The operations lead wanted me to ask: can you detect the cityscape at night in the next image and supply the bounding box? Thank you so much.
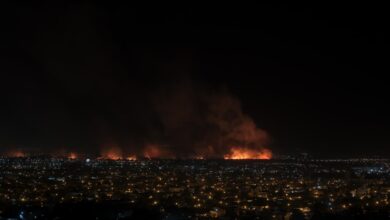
[1,156,390,219]
[2,2,390,219]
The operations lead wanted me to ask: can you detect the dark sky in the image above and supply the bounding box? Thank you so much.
[1,2,389,157]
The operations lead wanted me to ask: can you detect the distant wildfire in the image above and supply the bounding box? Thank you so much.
[143,144,161,159]
[2,146,272,160]
[98,144,173,160]
[224,147,272,160]
[99,146,137,160]
[99,146,123,160]
[68,152,78,160]
[149,82,271,159]
[143,144,173,159]
[67,84,273,160]
[96,145,272,160]
[4,150,25,158]
[2,82,272,160]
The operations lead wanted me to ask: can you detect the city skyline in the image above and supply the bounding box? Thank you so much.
[1,157,389,219]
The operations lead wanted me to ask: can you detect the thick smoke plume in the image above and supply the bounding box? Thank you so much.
[0,3,271,159]
[144,81,270,159]
[2,79,271,159]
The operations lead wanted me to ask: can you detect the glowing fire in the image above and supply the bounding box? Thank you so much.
[224,147,272,160]
[68,152,78,160]
[6,150,25,158]
[143,144,173,159]
[143,145,161,159]
[126,155,137,161]
[100,147,123,160]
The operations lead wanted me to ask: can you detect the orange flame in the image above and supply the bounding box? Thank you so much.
[100,147,123,160]
[224,147,272,160]
[126,155,137,161]
[68,152,78,160]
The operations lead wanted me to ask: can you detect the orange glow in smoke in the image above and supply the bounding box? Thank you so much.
[126,155,137,161]
[143,145,161,159]
[6,150,25,157]
[68,152,78,160]
[224,147,272,160]
[100,147,123,160]
[143,144,173,159]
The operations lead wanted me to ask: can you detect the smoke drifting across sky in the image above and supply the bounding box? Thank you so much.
[78,80,270,159]
[148,81,269,158]
[0,3,270,158]
[1,78,271,158]
[3,2,390,158]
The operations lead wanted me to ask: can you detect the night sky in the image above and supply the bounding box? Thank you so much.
[1,2,389,157]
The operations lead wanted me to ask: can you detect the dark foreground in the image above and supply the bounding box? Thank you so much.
[0,157,389,219]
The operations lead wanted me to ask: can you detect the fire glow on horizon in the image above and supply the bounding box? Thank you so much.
[224,147,272,160]
[5,150,25,158]
[126,155,137,161]
[99,146,137,160]
[99,147,123,160]
[68,152,78,160]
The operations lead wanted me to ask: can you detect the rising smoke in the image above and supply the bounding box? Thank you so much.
[137,80,270,159]
[2,79,271,159]
[0,3,271,159]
